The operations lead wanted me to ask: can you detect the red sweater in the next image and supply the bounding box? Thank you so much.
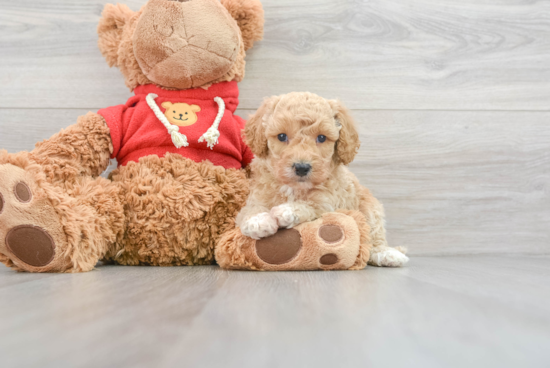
[98,81,254,170]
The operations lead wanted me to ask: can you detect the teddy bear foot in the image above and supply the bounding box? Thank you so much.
[216,212,367,271]
[0,164,71,273]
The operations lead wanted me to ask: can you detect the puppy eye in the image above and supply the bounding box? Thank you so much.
[278,134,288,142]
[317,135,327,143]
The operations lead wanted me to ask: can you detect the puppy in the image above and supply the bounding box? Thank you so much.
[236,92,409,267]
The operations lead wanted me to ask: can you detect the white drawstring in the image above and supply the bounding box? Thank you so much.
[146,93,189,148]
[198,97,225,150]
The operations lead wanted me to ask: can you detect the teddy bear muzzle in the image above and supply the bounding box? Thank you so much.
[132,0,241,89]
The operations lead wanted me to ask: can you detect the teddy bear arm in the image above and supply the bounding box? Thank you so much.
[31,112,113,184]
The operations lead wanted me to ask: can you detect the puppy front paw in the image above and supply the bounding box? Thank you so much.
[240,213,279,240]
[270,204,299,229]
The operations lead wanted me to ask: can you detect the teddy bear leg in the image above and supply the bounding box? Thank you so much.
[0,113,124,272]
[101,154,249,267]
[216,210,372,271]
[0,160,124,273]
[28,112,113,184]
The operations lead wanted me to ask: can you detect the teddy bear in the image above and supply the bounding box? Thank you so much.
[0,0,264,273]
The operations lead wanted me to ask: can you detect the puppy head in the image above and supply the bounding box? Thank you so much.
[245,92,360,187]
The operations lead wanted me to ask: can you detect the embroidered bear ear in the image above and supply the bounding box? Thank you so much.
[97,3,135,68]
[220,0,264,50]
[161,101,173,109]
[190,105,201,113]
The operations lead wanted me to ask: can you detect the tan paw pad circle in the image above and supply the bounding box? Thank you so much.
[256,229,302,265]
[14,182,32,203]
[6,225,55,267]
[319,225,344,244]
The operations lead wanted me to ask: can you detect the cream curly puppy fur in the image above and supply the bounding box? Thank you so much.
[236,92,409,267]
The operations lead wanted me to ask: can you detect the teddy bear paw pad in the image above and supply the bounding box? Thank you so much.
[5,225,55,267]
[0,164,66,272]
[319,225,344,244]
[320,253,339,265]
[255,229,302,265]
[14,182,32,203]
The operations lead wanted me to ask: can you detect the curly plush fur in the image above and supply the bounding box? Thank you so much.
[104,153,249,266]
[0,140,124,273]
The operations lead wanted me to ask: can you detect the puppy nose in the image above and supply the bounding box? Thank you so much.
[294,163,312,177]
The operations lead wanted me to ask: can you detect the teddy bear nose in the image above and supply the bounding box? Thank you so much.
[179,114,183,117]
[293,163,312,177]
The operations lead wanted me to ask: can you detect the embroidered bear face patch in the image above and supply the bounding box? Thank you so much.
[161,102,201,127]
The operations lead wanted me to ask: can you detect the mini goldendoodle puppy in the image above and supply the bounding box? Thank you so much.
[231,92,409,268]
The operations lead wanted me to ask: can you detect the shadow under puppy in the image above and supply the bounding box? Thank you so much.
[215,92,409,270]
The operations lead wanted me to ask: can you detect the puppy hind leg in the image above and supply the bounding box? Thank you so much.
[336,209,371,270]
[369,247,409,268]
[365,202,409,268]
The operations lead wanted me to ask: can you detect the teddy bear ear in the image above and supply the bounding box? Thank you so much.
[220,0,265,50]
[97,4,135,68]
[191,105,202,112]
[161,102,173,109]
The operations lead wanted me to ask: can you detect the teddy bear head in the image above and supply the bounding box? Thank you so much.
[97,0,264,91]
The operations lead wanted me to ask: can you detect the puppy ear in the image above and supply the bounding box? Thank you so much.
[244,96,280,158]
[220,0,265,50]
[97,4,135,67]
[329,100,360,165]
[161,102,173,109]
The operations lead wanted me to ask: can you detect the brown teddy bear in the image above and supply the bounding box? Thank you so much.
[0,0,264,273]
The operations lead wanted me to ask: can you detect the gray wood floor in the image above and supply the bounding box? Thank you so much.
[0,256,549,368]
[0,0,549,366]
